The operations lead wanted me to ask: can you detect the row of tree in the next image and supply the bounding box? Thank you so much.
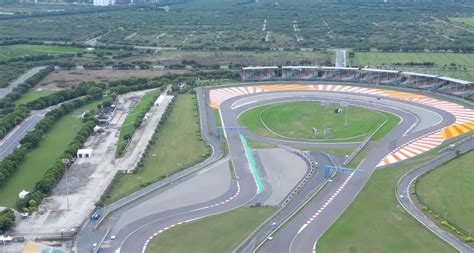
[115,89,161,157]
[25,81,103,110]
[16,96,103,211]
[0,66,54,109]
[0,94,101,209]
[0,66,55,140]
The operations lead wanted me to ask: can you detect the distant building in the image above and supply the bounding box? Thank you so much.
[96,105,116,125]
[178,82,187,93]
[93,0,115,6]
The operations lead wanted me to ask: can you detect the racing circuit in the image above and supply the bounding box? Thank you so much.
[77,67,474,253]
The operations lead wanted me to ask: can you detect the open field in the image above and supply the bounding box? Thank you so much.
[349,52,474,81]
[116,89,160,156]
[103,95,209,204]
[238,102,398,142]
[36,69,190,90]
[13,90,55,105]
[317,160,456,253]
[0,100,103,207]
[416,150,474,234]
[0,44,83,61]
[449,17,474,27]
[350,52,474,68]
[146,207,276,253]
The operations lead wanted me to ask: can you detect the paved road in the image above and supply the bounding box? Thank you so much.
[77,87,264,252]
[397,136,474,253]
[76,83,462,253]
[0,66,48,160]
[0,110,48,160]
[0,66,46,99]
[335,49,346,68]
[233,91,455,252]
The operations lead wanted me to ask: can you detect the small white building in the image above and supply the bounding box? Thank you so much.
[18,190,29,199]
[154,95,165,106]
[77,149,93,158]
[93,0,115,6]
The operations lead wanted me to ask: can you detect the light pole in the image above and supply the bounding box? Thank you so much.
[340,101,349,127]
[345,106,348,127]
[62,158,70,211]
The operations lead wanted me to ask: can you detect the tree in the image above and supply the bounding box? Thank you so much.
[0,209,15,233]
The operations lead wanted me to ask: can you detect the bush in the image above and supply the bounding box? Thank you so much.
[0,208,15,233]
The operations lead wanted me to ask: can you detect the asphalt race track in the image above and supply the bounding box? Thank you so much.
[76,82,473,253]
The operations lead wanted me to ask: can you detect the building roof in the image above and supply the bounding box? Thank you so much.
[438,76,472,85]
[77,149,93,154]
[22,241,67,253]
[96,106,116,120]
[362,68,401,74]
[401,72,439,78]
[242,66,279,70]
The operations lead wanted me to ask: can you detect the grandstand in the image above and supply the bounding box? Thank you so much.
[241,66,279,81]
[240,66,474,100]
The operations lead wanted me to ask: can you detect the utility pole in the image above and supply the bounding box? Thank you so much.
[62,158,70,211]
[345,106,348,127]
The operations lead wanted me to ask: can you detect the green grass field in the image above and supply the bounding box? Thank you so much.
[238,102,398,142]
[0,44,83,61]
[350,52,474,68]
[116,89,160,156]
[0,100,103,207]
[417,150,474,234]
[146,207,276,253]
[449,17,474,27]
[317,160,456,253]
[14,90,55,105]
[349,52,474,81]
[104,95,209,204]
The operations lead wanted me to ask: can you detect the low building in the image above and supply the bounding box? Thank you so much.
[77,149,93,158]
[93,0,115,6]
[154,95,165,106]
[96,106,116,125]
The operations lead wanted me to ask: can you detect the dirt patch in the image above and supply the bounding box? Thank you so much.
[35,69,190,91]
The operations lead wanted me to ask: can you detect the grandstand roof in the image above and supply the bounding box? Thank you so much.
[439,76,473,85]
[402,72,439,78]
[282,66,360,70]
[362,68,400,73]
[282,66,319,69]
[322,66,359,70]
[242,66,278,70]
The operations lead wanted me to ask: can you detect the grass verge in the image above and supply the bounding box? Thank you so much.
[116,89,161,157]
[102,95,209,204]
[317,160,456,253]
[0,100,103,207]
[246,138,277,149]
[416,150,474,241]
[146,207,276,253]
